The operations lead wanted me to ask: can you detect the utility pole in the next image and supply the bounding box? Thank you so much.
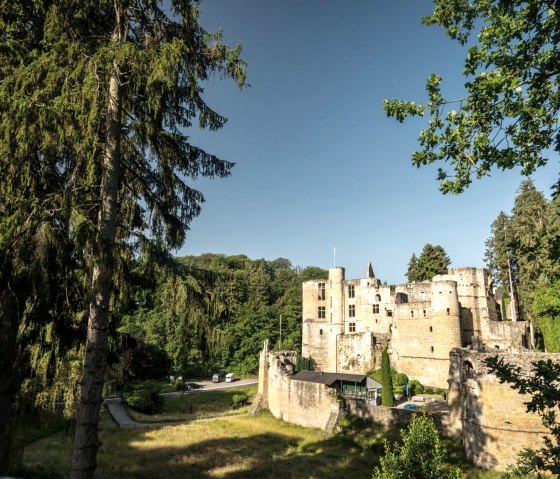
[279,314,282,351]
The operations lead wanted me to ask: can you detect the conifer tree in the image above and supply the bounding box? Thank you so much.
[407,244,450,282]
[0,1,246,477]
[381,348,394,407]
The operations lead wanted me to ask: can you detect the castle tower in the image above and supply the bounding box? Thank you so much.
[327,267,345,372]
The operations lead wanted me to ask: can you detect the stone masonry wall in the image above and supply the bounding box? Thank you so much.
[260,349,340,431]
[448,348,559,471]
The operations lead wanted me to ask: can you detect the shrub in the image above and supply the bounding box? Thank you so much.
[232,393,248,409]
[368,368,383,384]
[373,412,462,479]
[425,387,434,394]
[394,386,404,395]
[122,380,162,413]
[393,372,409,388]
[409,379,424,396]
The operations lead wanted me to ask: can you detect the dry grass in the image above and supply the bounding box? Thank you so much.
[19,410,505,479]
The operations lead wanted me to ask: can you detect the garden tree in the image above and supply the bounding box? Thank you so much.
[1,1,246,477]
[485,355,560,476]
[533,282,560,353]
[381,348,394,407]
[373,412,462,479]
[384,0,560,194]
[406,243,451,282]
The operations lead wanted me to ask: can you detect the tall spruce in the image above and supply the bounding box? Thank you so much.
[407,244,450,282]
[0,1,246,477]
[381,348,394,407]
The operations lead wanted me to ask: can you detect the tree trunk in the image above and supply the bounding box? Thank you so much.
[69,10,124,478]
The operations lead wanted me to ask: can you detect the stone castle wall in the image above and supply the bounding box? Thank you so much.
[257,347,341,431]
[302,264,528,389]
[448,348,558,471]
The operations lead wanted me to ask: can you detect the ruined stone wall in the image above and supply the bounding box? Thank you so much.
[261,350,340,430]
[336,332,375,373]
[448,348,559,471]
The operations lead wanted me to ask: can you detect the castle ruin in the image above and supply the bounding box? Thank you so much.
[302,264,528,387]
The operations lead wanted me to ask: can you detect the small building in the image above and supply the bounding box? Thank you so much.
[291,371,382,405]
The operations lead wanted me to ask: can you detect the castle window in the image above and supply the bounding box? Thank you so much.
[430,326,433,332]
[318,282,326,301]
[386,310,393,317]
[349,304,355,317]
[447,308,450,315]
[330,297,332,307]
[349,322,356,333]
[320,329,323,335]
[318,306,325,319]
[411,310,414,317]
[375,294,381,301]
[423,309,426,317]
[348,285,355,298]
[431,346,434,352]
[372,304,380,314]
[330,313,332,322]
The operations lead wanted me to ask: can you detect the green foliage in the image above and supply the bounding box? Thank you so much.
[485,181,560,324]
[381,349,394,407]
[373,412,462,479]
[232,394,248,409]
[409,380,424,396]
[485,355,560,476]
[120,254,327,376]
[384,1,560,194]
[533,281,560,352]
[407,244,451,282]
[296,356,314,372]
[393,373,409,388]
[121,381,162,414]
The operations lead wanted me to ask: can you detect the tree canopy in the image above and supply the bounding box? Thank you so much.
[485,180,560,328]
[384,0,560,194]
[406,244,451,282]
[373,412,462,479]
[1,0,246,476]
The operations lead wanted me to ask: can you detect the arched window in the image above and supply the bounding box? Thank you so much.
[375,294,381,301]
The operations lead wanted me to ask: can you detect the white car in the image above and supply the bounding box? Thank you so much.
[225,372,234,383]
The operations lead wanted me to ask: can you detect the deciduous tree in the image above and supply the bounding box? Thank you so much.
[384,1,560,193]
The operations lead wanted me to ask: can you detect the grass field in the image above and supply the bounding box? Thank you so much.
[16,388,504,479]
[127,386,258,423]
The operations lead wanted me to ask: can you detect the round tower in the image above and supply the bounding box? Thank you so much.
[430,280,462,355]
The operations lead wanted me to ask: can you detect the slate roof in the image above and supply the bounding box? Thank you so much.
[291,371,381,389]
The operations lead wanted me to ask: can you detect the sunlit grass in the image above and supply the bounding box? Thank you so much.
[18,399,507,479]
[126,385,257,423]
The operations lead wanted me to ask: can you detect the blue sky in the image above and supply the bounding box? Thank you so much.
[178,0,559,284]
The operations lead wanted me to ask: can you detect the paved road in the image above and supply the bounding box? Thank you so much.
[160,378,258,398]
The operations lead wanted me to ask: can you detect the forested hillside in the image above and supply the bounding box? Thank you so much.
[118,254,327,379]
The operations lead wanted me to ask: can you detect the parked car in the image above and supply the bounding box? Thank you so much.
[404,403,418,410]
[183,382,203,390]
[225,372,234,383]
[212,373,220,383]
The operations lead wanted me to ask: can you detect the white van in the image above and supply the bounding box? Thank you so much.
[212,374,220,383]
[225,372,234,383]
